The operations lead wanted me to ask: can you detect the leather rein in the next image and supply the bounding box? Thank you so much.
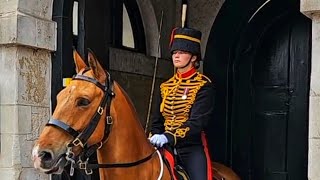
[45,69,156,176]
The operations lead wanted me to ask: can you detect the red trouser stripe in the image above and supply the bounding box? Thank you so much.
[163,149,178,180]
[201,132,213,180]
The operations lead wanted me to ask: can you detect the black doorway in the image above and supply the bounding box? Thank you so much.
[205,0,310,179]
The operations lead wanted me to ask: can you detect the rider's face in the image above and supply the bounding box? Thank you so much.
[172,50,196,71]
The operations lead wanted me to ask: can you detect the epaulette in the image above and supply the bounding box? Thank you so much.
[201,74,212,83]
[160,75,176,87]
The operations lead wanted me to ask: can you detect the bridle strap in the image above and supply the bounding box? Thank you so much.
[73,74,106,92]
[78,116,113,162]
[70,74,114,148]
[72,92,108,147]
[47,119,79,138]
[84,150,157,169]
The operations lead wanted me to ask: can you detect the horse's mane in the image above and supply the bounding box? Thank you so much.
[114,82,144,127]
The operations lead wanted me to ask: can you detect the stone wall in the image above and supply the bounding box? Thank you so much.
[0,0,55,179]
[301,1,320,179]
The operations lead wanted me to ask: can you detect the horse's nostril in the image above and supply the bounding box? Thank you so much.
[39,151,53,162]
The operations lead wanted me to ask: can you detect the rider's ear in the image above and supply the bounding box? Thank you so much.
[88,49,107,84]
[73,49,87,73]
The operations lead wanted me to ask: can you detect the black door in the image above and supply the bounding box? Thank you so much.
[231,3,310,180]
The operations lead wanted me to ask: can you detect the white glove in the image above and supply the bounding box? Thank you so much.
[149,134,168,148]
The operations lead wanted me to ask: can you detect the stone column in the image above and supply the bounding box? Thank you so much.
[0,0,56,179]
[301,1,320,180]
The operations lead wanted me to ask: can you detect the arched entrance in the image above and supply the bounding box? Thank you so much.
[205,0,310,179]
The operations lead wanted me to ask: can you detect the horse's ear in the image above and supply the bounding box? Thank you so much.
[88,49,107,84]
[73,49,87,73]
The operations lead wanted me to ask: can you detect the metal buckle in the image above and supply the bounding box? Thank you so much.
[72,138,85,148]
[79,162,86,170]
[85,168,93,175]
[106,116,113,124]
[97,106,104,115]
[78,158,93,175]
[78,158,89,170]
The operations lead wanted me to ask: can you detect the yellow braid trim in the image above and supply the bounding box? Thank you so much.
[165,131,177,145]
[174,35,201,43]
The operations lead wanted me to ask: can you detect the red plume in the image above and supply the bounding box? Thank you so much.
[169,27,178,48]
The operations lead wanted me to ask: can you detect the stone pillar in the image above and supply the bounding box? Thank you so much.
[0,0,56,179]
[301,1,320,180]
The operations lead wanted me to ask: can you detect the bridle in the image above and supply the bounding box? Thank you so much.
[45,69,156,176]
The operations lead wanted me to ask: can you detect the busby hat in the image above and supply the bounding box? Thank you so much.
[170,27,202,57]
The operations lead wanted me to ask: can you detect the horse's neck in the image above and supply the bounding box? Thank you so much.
[97,84,154,164]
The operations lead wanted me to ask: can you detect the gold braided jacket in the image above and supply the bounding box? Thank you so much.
[159,71,212,142]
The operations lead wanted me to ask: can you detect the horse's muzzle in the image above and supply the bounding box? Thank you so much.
[32,145,67,174]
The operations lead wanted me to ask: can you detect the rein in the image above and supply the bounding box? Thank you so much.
[78,150,157,169]
[45,71,157,176]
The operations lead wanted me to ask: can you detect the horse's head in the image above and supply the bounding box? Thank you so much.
[32,50,113,174]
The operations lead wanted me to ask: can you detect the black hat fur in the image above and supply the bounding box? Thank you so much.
[170,27,202,57]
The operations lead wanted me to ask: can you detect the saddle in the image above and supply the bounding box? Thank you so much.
[161,147,190,180]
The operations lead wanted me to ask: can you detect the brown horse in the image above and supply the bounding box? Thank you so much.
[32,50,240,180]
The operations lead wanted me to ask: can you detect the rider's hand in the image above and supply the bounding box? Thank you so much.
[149,134,168,148]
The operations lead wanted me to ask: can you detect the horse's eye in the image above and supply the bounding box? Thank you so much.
[77,98,91,107]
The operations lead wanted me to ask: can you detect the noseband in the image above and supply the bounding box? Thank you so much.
[45,70,156,176]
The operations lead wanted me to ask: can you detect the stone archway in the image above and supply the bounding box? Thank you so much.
[136,0,159,57]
